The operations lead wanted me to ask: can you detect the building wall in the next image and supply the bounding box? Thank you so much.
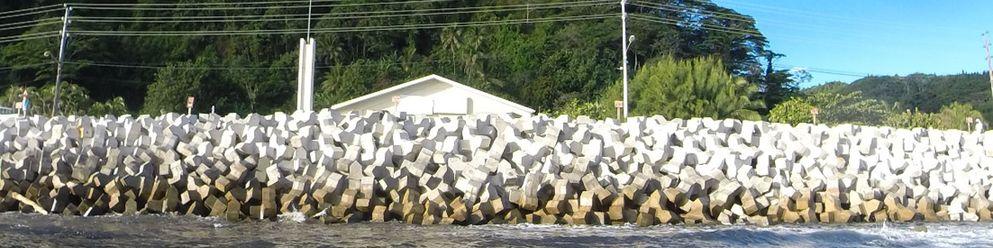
[333,79,530,116]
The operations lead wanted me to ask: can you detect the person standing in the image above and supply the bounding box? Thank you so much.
[20,87,29,116]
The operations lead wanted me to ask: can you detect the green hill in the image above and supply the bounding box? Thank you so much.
[807,72,993,121]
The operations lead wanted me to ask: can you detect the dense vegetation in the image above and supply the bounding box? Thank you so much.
[2,1,988,132]
[811,73,993,121]
[0,0,793,116]
[769,79,988,131]
[599,56,763,120]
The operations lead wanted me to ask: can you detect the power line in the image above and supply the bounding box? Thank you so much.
[799,69,866,78]
[71,0,454,11]
[0,4,62,16]
[628,14,762,36]
[0,31,61,44]
[72,14,615,37]
[630,1,754,23]
[631,0,971,48]
[65,60,437,71]
[0,20,61,32]
[690,2,964,47]
[0,17,61,29]
[714,0,969,35]
[72,0,608,21]
[72,1,610,24]
[773,64,868,78]
[0,62,55,72]
[635,1,965,48]
[70,0,346,7]
[0,6,64,20]
[65,61,298,70]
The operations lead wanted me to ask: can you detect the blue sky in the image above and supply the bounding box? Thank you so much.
[713,0,993,87]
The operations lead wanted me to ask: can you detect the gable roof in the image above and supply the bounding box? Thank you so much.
[330,74,535,114]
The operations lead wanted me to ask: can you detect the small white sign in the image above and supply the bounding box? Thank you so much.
[186,96,195,109]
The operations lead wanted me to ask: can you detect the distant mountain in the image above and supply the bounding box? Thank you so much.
[806,72,993,121]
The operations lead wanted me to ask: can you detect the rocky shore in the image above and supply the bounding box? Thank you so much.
[0,110,991,226]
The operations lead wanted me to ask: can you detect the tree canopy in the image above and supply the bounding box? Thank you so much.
[810,73,993,121]
[0,0,774,117]
[599,56,763,120]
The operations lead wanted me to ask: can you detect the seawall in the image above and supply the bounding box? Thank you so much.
[0,110,991,226]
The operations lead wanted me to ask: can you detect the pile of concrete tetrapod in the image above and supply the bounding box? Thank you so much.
[0,110,991,226]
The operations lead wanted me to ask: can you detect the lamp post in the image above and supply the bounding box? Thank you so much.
[620,0,631,119]
[51,5,71,116]
[43,51,58,115]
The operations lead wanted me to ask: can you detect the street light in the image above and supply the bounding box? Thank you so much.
[628,35,637,70]
[620,33,635,119]
[618,35,637,69]
[620,0,633,119]
[43,51,61,116]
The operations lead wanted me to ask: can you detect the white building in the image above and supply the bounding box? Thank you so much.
[330,74,534,116]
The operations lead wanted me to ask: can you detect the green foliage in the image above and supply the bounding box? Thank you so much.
[884,108,938,129]
[315,55,431,108]
[768,97,814,125]
[46,83,94,116]
[90,97,129,116]
[1,86,43,114]
[756,51,805,115]
[316,61,371,108]
[3,83,93,116]
[546,99,609,120]
[808,73,993,122]
[802,89,896,126]
[933,102,984,131]
[2,82,128,116]
[141,60,208,115]
[2,0,771,116]
[879,103,982,131]
[602,56,762,120]
[223,51,296,114]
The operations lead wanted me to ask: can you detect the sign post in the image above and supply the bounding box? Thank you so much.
[392,95,401,113]
[186,96,195,116]
[614,100,623,120]
[810,107,819,125]
[967,117,975,132]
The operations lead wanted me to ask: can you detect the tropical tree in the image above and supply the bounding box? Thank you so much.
[768,97,814,125]
[1,0,771,116]
[757,51,808,114]
[884,108,938,129]
[803,90,896,126]
[316,61,370,108]
[933,102,983,131]
[546,99,609,120]
[90,97,129,116]
[601,56,763,120]
[2,82,127,116]
[141,60,209,115]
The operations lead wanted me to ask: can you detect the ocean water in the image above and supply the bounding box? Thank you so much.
[0,213,990,247]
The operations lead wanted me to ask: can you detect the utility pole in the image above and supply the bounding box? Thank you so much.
[296,0,316,112]
[51,5,71,116]
[984,32,993,99]
[620,0,630,119]
[306,0,313,40]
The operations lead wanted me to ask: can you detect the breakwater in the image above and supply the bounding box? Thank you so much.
[0,110,991,226]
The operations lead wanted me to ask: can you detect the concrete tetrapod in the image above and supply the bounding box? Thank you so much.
[0,112,992,226]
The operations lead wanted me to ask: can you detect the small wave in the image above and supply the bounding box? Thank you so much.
[277,212,307,223]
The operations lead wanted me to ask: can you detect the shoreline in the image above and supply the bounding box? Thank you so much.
[0,110,991,226]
